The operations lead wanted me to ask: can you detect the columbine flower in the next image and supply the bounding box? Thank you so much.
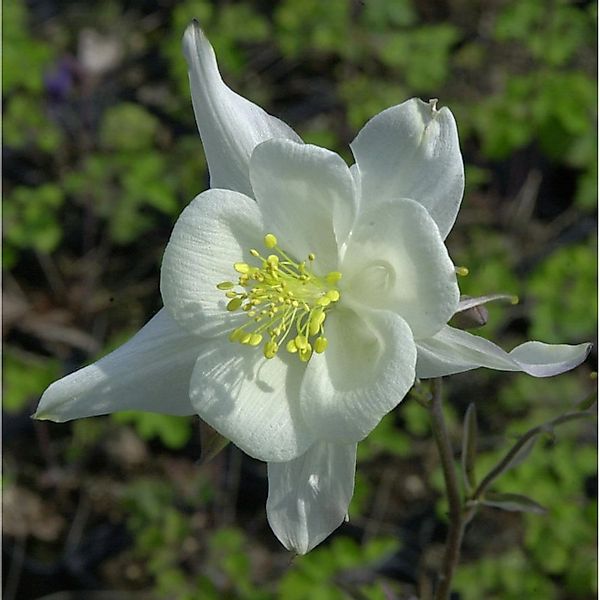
[36,21,591,554]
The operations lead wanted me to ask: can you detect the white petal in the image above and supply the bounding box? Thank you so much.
[35,309,199,422]
[189,336,314,462]
[350,98,464,239]
[341,198,459,339]
[160,188,263,337]
[301,309,416,443]
[183,21,302,196]
[416,325,592,378]
[267,441,357,554]
[455,294,517,313]
[249,139,357,274]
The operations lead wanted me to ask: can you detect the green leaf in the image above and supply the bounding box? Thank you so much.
[2,1,55,94]
[100,103,160,151]
[4,94,63,152]
[529,241,597,343]
[3,352,60,413]
[481,492,547,515]
[4,184,64,255]
[275,0,353,59]
[112,412,194,449]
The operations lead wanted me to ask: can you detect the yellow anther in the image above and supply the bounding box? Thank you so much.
[249,333,263,346]
[326,271,342,284]
[221,234,341,364]
[229,328,243,342]
[455,266,469,277]
[314,337,328,353]
[227,298,243,311]
[299,345,313,362]
[234,262,250,274]
[264,340,279,359]
[264,233,278,249]
[309,308,325,336]
[510,295,519,305]
[295,334,308,350]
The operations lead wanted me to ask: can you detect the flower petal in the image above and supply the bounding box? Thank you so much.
[161,188,263,337]
[350,98,464,239]
[301,309,416,443]
[189,336,314,462]
[341,198,459,339]
[35,309,199,422]
[249,139,357,274]
[416,325,592,378]
[183,21,302,196]
[267,441,357,554]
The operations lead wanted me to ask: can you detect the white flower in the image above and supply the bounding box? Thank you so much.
[36,21,591,554]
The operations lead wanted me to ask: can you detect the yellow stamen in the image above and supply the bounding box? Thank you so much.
[234,262,250,274]
[264,340,279,359]
[264,233,278,249]
[295,334,308,350]
[326,272,342,284]
[227,298,243,311]
[314,337,328,353]
[220,233,341,363]
[249,333,263,346]
[299,344,313,362]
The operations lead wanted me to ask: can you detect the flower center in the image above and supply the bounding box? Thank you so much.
[217,233,341,363]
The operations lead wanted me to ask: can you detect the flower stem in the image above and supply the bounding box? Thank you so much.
[428,378,465,600]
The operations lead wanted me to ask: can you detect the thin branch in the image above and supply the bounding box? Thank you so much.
[471,410,594,502]
[428,378,465,600]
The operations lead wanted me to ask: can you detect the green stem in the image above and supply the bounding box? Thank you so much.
[428,378,465,600]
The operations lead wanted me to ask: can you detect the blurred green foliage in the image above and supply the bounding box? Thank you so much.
[3,351,60,413]
[112,411,193,449]
[460,435,597,599]
[3,1,55,93]
[3,0,596,598]
[277,536,399,600]
[4,184,65,266]
[4,93,64,153]
[529,239,597,343]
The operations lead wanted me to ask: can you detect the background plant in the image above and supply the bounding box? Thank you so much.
[3,1,596,599]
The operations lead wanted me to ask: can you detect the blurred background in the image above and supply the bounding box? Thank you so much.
[2,0,597,598]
